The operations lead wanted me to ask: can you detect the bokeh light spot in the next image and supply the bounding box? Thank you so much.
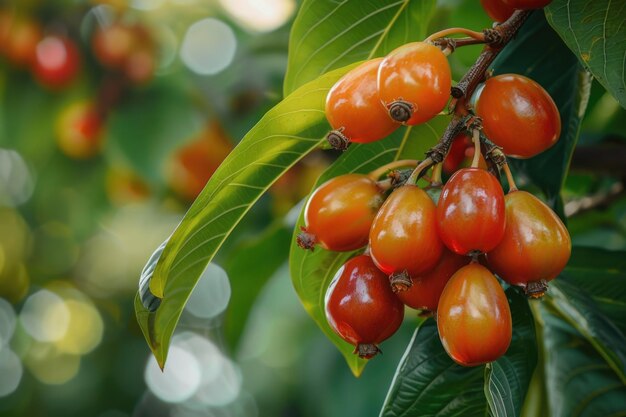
[55,299,104,355]
[145,344,201,403]
[219,0,296,32]
[0,348,22,397]
[185,263,231,319]
[24,342,80,385]
[0,298,16,346]
[20,290,70,342]
[180,18,236,75]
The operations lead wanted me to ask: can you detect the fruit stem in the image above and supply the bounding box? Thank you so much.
[502,162,518,192]
[425,27,486,43]
[406,157,434,185]
[431,163,443,186]
[368,159,419,180]
[471,129,481,168]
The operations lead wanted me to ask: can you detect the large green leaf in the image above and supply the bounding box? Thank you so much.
[380,289,537,417]
[561,246,626,302]
[485,288,537,417]
[134,65,355,368]
[289,118,449,376]
[545,0,626,108]
[491,12,591,215]
[283,0,437,95]
[539,303,626,417]
[380,319,486,417]
[547,280,626,384]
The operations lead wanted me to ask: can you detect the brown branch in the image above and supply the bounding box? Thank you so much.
[570,144,626,175]
[420,10,532,170]
[451,10,532,100]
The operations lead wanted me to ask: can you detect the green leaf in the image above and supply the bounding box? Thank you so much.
[379,288,537,417]
[561,246,626,302]
[545,0,626,108]
[284,0,437,95]
[379,319,486,417]
[223,221,292,350]
[289,118,449,376]
[547,280,626,384]
[539,303,626,417]
[491,12,591,215]
[134,65,355,369]
[485,288,537,417]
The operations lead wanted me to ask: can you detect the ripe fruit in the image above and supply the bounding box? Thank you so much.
[487,190,571,295]
[502,0,553,9]
[369,184,443,289]
[437,168,506,255]
[56,101,105,159]
[92,22,155,84]
[378,42,451,125]
[480,0,516,22]
[325,58,398,149]
[325,255,404,358]
[32,35,80,89]
[167,122,233,201]
[475,74,561,158]
[298,174,383,251]
[396,249,469,313]
[437,262,512,366]
[443,134,470,174]
[4,16,41,67]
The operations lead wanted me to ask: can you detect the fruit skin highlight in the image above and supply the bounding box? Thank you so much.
[325,255,404,359]
[487,190,571,287]
[437,262,512,366]
[377,42,452,125]
[299,174,383,252]
[437,168,506,255]
[369,184,443,281]
[475,74,561,158]
[325,58,398,146]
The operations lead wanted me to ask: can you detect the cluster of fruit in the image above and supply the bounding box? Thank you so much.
[298,1,568,366]
[0,9,157,160]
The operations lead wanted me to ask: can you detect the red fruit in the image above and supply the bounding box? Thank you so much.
[396,249,469,313]
[325,58,398,148]
[369,184,443,289]
[443,134,470,175]
[487,190,571,295]
[437,262,512,366]
[475,74,561,158]
[503,0,552,9]
[325,255,404,358]
[56,101,105,160]
[480,0,516,22]
[299,174,383,251]
[437,168,506,255]
[378,42,451,125]
[33,35,81,89]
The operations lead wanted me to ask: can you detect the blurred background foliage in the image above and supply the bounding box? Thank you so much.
[0,0,624,416]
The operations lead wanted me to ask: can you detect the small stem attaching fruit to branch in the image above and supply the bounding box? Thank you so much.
[471,129,481,168]
[406,157,435,185]
[431,163,443,186]
[368,159,419,180]
[502,162,518,192]
[425,27,486,43]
